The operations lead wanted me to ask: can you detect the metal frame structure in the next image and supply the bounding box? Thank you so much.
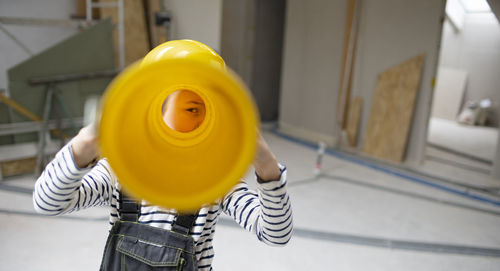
[28,70,118,175]
[0,6,121,179]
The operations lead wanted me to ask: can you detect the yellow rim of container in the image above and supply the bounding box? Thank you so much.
[98,58,258,212]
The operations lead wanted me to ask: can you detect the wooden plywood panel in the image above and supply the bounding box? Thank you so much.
[362,55,425,162]
[1,157,36,177]
[124,0,149,63]
[75,0,86,18]
[74,0,100,19]
[99,0,149,67]
[346,96,362,147]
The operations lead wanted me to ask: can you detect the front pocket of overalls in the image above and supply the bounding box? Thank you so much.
[116,235,183,269]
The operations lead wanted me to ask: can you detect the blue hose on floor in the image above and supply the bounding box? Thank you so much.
[270,128,500,208]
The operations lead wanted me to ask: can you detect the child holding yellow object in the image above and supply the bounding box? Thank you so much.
[33,40,292,271]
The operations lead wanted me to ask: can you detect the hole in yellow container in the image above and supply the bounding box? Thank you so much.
[161,90,207,133]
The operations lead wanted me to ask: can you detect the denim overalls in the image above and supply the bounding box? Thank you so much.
[99,192,199,271]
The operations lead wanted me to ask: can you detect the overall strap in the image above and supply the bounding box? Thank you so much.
[172,213,198,235]
[119,190,198,234]
[118,190,140,222]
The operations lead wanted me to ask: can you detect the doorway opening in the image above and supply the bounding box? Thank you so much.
[425,0,500,177]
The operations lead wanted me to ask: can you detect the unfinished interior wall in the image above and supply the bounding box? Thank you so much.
[250,0,286,122]
[220,0,254,85]
[220,0,286,122]
[0,0,78,91]
[278,0,346,145]
[279,0,444,165]
[350,0,445,165]
[438,12,500,126]
[164,0,222,52]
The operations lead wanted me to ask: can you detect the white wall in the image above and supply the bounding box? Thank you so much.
[279,0,347,145]
[350,0,445,165]
[0,0,78,92]
[279,0,445,164]
[164,0,222,53]
[438,12,500,126]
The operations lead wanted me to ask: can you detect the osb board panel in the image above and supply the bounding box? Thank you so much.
[362,54,425,162]
[1,157,36,177]
[75,0,86,17]
[124,0,150,63]
[74,0,100,19]
[346,96,362,147]
[99,0,150,67]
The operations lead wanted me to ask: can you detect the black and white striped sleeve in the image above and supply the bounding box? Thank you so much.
[221,164,292,246]
[33,142,115,216]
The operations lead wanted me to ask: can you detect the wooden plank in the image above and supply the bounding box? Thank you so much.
[75,0,86,18]
[73,0,100,19]
[346,96,362,147]
[99,0,150,67]
[0,93,41,121]
[97,0,119,67]
[336,0,360,130]
[124,0,150,64]
[362,55,425,162]
[1,157,37,177]
[342,63,356,129]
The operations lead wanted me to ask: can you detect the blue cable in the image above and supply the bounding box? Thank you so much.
[271,128,500,208]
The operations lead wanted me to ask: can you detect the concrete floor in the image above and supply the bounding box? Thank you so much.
[427,117,498,163]
[1,130,500,270]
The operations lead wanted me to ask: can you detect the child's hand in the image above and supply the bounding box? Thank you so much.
[253,132,281,182]
[71,124,99,168]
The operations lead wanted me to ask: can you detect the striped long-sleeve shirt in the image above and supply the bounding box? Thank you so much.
[33,142,293,270]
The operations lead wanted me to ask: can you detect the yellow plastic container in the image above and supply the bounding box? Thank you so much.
[141,39,226,69]
[98,41,258,212]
